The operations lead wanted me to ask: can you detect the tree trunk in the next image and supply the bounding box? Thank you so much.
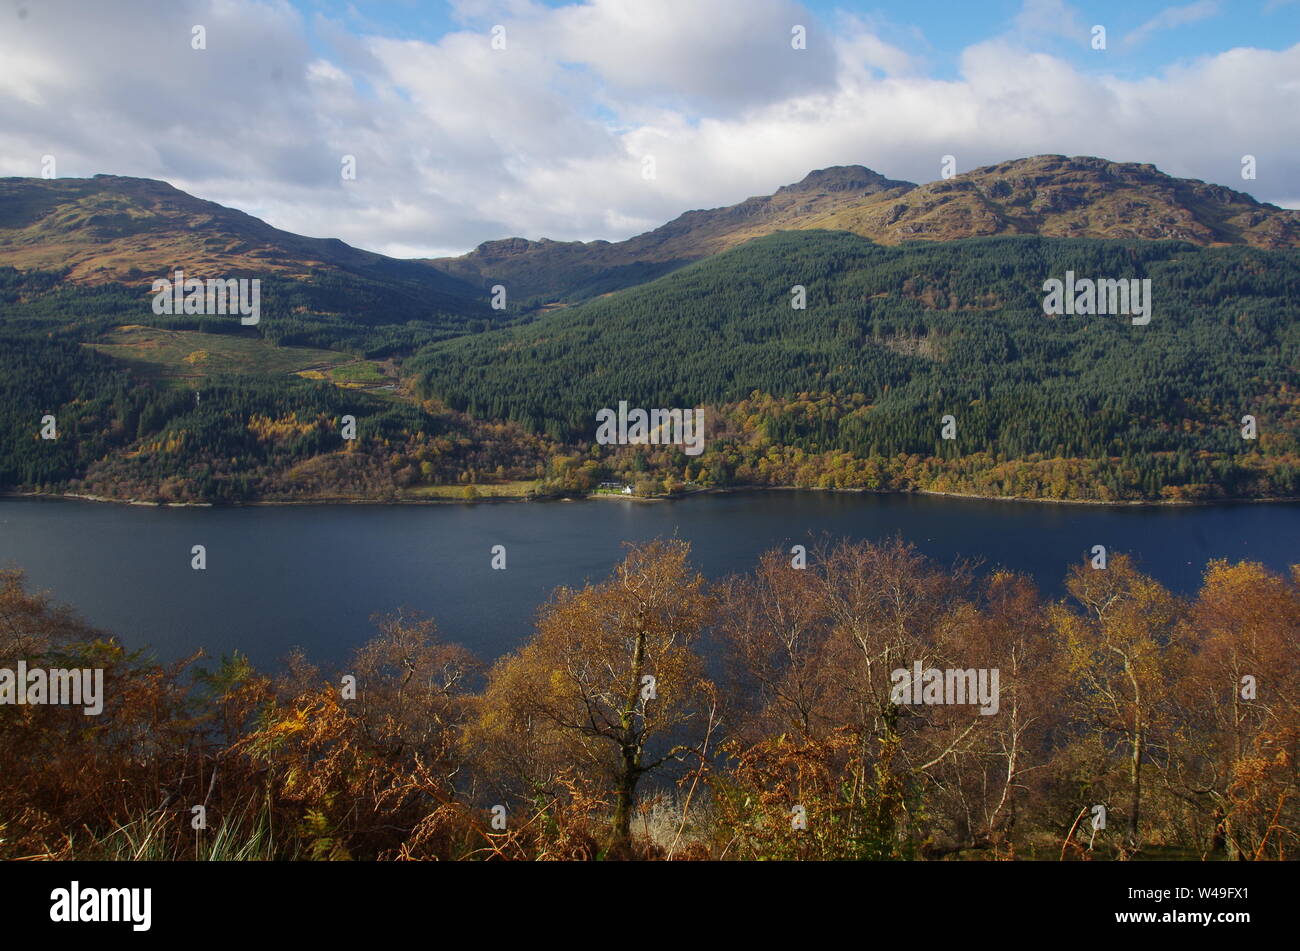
[610,750,638,849]
[1128,721,1143,848]
[610,625,648,851]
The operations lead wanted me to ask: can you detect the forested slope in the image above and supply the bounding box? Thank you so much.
[0,266,549,501]
[3,166,1299,503]
[412,232,1300,500]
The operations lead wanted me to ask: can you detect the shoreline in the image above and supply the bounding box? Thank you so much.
[4,485,1299,510]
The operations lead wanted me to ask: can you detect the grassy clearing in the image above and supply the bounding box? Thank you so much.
[86,325,391,390]
[406,481,539,499]
[326,361,388,385]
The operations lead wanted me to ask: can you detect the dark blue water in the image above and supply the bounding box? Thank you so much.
[1,492,1295,669]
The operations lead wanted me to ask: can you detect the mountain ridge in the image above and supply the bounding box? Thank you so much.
[425,154,1300,300]
[1,155,1298,307]
[0,173,481,307]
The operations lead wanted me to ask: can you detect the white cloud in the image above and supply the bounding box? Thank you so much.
[0,0,1295,259]
[540,0,838,113]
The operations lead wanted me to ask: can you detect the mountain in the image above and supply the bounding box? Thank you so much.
[0,174,501,354]
[1,158,1298,504]
[0,174,480,306]
[424,165,916,301]
[802,155,1300,248]
[426,155,1300,301]
[5,156,1295,311]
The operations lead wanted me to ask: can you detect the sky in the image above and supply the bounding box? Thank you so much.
[1,0,1298,257]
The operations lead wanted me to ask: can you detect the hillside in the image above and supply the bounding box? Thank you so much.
[1,157,1298,503]
[0,175,512,358]
[425,155,1300,302]
[0,174,483,310]
[6,156,1295,311]
[804,155,1300,248]
[425,165,914,301]
[411,231,1300,501]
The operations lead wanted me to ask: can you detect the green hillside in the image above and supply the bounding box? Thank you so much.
[411,232,1300,499]
[0,266,551,500]
[3,167,1299,504]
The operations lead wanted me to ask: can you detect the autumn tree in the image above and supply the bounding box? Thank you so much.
[1173,560,1300,858]
[0,569,202,859]
[246,611,479,859]
[714,538,983,857]
[919,570,1064,855]
[471,539,714,853]
[713,547,837,741]
[1054,555,1186,850]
